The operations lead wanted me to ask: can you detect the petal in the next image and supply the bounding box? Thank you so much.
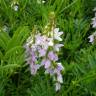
[57,63,64,71]
[88,35,94,43]
[55,82,61,91]
[54,35,62,41]
[58,31,63,36]
[45,59,51,69]
[48,51,58,61]
[30,64,40,75]
[57,74,63,83]
[54,28,59,33]
[54,44,64,51]
[41,59,46,65]
[38,48,46,57]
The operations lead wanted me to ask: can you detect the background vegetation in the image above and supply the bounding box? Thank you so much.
[0,0,96,96]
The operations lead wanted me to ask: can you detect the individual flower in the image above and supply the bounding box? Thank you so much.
[53,28,63,41]
[37,0,46,4]
[38,48,46,57]
[11,1,19,11]
[35,34,53,49]
[47,38,54,46]
[48,51,58,61]
[57,74,63,83]
[88,32,96,44]
[2,25,9,32]
[35,33,43,45]
[41,35,53,49]
[88,34,94,43]
[44,59,51,69]
[31,51,37,62]
[41,59,51,69]
[45,68,54,75]
[30,64,41,75]
[13,4,19,11]
[54,44,64,52]
[54,63,64,82]
[55,82,61,91]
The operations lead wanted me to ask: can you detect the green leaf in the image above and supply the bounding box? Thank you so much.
[6,26,30,51]
[0,31,10,50]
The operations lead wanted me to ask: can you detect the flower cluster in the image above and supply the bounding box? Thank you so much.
[24,28,64,91]
[88,7,96,44]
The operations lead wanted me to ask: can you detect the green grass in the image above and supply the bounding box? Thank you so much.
[0,0,96,96]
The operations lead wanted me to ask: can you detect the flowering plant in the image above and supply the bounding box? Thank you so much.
[24,12,64,91]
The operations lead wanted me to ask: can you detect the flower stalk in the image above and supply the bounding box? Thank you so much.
[24,12,64,91]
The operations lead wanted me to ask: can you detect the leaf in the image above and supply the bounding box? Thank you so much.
[0,51,3,60]
[0,31,10,50]
[6,26,30,51]
[0,64,20,70]
[4,46,23,60]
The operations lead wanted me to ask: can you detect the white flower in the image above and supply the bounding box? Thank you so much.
[54,44,64,51]
[37,0,45,4]
[88,32,96,44]
[3,25,9,32]
[11,1,19,11]
[88,35,94,43]
[57,74,63,83]
[47,38,54,46]
[55,82,61,91]
[53,28,63,41]
[13,5,19,11]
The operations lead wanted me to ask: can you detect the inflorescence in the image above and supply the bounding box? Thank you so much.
[24,27,64,91]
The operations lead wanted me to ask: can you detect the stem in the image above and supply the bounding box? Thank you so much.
[59,0,78,14]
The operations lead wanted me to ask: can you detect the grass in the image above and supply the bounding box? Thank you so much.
[0,0,96,96]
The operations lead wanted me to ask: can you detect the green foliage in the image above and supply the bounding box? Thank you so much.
[0,0,96,96]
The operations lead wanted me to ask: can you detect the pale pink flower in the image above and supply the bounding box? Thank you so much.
[48,51,58,61]
[41,59,51,69]
[38,48,46,57]
[30,64,40,75]
[57,63,64,71]
[57,74,63,83]
[35,34,43,45]
[45,68,54,75]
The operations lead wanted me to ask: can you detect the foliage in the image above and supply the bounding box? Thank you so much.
[0,0,96,96]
